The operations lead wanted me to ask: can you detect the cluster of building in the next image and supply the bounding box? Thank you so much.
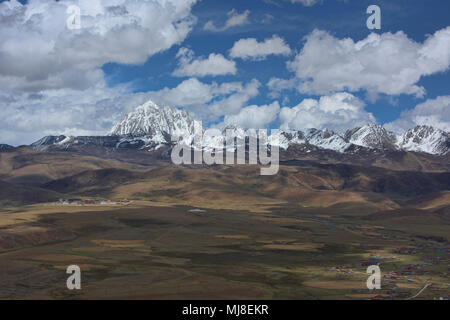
[58,198,83,205]
[329,243,449,300]
[331,265,353,275]
[356,255,397,267]
[393,247,417,255]
[383,272,402,281]
[421,253,445,265]
[58,198,132,206]
[400,264,433,276]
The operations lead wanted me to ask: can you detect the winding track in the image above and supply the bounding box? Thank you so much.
[406,283,431,300]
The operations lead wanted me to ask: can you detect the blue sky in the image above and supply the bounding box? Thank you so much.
[0,0,449,145]
[104,0,450,125]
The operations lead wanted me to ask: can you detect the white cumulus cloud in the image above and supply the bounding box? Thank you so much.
[267,77,297,98]
[0,0,198,92]
[173,48,237,77]
[279,92,375,132]
[203,9,250,32]
[146,78,261,122]
[223,101,280,129]
[287,27,450,97]
[230,35,292,60]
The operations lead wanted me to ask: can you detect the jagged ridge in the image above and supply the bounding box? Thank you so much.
[30,100,450,156]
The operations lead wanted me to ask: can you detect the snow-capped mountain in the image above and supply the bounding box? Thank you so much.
[397,125,450,155]
[345,123,397,151]
[267,123,448,155]
[305,129,351,153]
[31,101,204,151]
[31,135,67,147]
[269,130,305,150]
[268,129,350,153]
[29,100,449,156]
[108,100,202,146]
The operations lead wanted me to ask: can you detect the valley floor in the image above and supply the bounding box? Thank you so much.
[0,201,448,300]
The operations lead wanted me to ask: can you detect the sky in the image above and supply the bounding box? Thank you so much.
[0,0,449,146]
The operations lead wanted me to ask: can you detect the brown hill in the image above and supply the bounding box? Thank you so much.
[32,161,450,213]
[0,147,153,187]
[1,147,448,211]
[0,180,61,207]
[42,168,152,195]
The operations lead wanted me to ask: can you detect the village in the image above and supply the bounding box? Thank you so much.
[330,245,450,300]
[58,198,132,206]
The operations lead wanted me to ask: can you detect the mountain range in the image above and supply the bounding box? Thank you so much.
[24,100,449,156]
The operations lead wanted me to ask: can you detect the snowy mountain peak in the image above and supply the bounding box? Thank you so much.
[305,129,351,152]
[346,123,397,150]
[398,125,449,155]
[268,130,305,150]
[272,129,349,152]
[108,100,202,145]
[31,135,67,147]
